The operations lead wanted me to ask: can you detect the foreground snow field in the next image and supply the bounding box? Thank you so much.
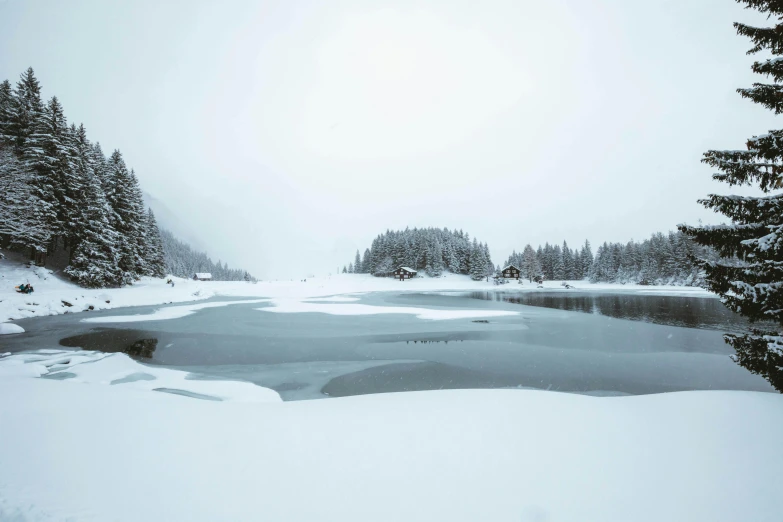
[0,257,714,327]
[0,350,781,522]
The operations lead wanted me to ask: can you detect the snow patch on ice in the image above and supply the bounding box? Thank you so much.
[304,296,362,302]
[258,298,519,320]
[80,298,269,323]
[0,322,24,334]
[0,350,281,403]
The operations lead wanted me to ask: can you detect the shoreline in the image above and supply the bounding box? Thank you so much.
[1,258,715,328]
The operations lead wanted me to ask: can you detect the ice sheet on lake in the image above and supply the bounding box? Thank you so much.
[258,298,519,320]
[182,360,425,400]
[80,299,270,323]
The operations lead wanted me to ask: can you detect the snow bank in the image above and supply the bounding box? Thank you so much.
[0,350,281,403]
[81,298,269,323]
[259,298,519,320]
[0,322,24,334]
[0,353,780,522]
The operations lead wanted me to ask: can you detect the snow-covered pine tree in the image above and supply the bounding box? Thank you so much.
[90,142,110,194]
[521,244,541,282]
[145,208,166,278]
[104,150,145,284]
[17,88,61,257]
[362,248,371,274]
[482,242,494,281]
[552,245,565,280]
[562,241,573,280]
[581,240,593,277]
[8,68,43,154]
[0,80,14,146]
[354,250,362,274]
[0,146,49,253]
[680,0,783,391]
[64,124,121,287]
[468,239,485,280]
[127,169,150,276]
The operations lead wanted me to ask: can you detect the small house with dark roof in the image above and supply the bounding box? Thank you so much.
[502,265,520,280]
[193,273,213,281]
[393,266,417,281]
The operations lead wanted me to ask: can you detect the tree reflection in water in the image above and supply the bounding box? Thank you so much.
[468,292,757,333]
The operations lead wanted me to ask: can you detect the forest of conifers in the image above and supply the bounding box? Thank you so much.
[347,228,715,286]
[0,68,253,287]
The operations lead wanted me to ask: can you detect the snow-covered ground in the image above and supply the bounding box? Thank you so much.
[0,350,780,522]
[0,256,715,328]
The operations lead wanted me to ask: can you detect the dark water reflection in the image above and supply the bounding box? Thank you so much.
[466,291,754,333]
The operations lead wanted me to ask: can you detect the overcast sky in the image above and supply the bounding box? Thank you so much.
[0,0,776,278]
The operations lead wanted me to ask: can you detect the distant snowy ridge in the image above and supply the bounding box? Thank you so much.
[161,228,256,281]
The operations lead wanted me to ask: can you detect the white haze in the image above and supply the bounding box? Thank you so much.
[0,0,776,278]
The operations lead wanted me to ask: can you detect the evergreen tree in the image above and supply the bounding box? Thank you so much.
[562,241,574,280]
[483,242,494,281]
[20,95,62,254]
[105,150,145,283]
[680,0,783,391]
[63,124,121,287]
[362,248,371,274]
[9,67,43,153]
[0,146,49,253]
[468,239,485,280]
[0,79,13,145]
[145,208,166,278]
[581,240,593,279]
[521,244,541,282]
[552,245,565,280]
[354,250,362,274]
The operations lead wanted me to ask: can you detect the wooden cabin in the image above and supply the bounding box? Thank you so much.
[502,264,521,280]
[393,266,417,281]
[193,272,213,281]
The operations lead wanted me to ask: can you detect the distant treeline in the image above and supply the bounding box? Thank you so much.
[161,229,255,281]
[506,231,716,286]
[0,67,165,288]
[505,241,594,282]
[345,228,495,280]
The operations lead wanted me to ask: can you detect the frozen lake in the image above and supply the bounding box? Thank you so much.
[3,290,774,399]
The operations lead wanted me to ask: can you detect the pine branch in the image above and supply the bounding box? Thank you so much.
[703,149,783,191]
[698,193,783,223]
[738,83,783,113]
[736,0,783,18]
